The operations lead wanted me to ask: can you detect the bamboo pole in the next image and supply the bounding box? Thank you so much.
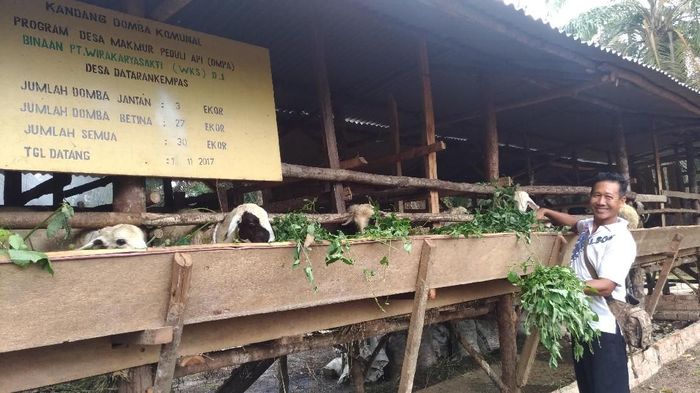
[398,239,436,392]
[417,39,440,214]
[312,21,346,214]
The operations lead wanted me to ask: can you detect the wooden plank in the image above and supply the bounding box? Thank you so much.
[0,234,557,354]
[389,95,405,212]
[417,38,440,214]
[177,302,492,377]
[664,190,700,201]
[641,208,700,214]
[153,253,194,393]
[0,281,514,392]
[369,141,446,167]
[634,193,668,203]
[112,327,174,346]
[339,156,368,170]
[517,235,567,387]
[398,239,436,392]
[646,234,684,315]
[313,22,346,214]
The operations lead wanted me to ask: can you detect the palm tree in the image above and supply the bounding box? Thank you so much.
[564,0,700,87]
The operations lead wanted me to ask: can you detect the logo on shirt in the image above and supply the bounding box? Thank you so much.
[571,232,589,263]
[588,235,615,245]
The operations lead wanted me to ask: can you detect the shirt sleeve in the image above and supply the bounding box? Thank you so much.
[575,219,587,234]
[597,233,637,286]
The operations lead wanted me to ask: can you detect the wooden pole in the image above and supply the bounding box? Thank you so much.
[313,21,346,214]
[389,95,405,213]
[497,293,519,393]
[614,115,631,191]
[117,2,152,391]
[397,239,436,393]
[652,130,666,226]
[686,135,700,224]
[215,359,276,393]
[480,73,499,182]
[276,356,290,393]
[646,234,683,316]
[153,253,193,393]
[450,321,507,392]
[417,39,440,214]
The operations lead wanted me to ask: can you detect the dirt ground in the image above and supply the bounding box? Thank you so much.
[631,343,700,393]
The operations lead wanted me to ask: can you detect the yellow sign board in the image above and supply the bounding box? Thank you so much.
[0,0,282,181]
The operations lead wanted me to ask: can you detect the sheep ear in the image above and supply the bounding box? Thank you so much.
[225,214,243,242]
[78,238,101,250]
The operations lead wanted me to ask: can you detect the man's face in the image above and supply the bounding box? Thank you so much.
[590,180,626,224]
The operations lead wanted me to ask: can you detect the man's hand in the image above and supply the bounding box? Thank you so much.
[536,208,580,228]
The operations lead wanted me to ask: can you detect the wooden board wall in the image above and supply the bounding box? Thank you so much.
[0,233,559,354]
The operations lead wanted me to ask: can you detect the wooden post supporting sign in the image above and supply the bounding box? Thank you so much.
[417,39,440,215]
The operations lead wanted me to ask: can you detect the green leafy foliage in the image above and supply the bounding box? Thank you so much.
[431,187,552,241]
[508,259,600,368]
[0,231,53,274]
[272,201,413,291]
[0,201,74,275]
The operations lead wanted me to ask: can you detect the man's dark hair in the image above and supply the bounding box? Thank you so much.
[591,172,628,196]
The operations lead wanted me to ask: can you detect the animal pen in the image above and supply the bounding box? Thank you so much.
[1,1,700,393]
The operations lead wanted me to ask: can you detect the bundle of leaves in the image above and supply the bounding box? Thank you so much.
[508,260,600,368]
[431,187,551,241]
[272,202,414,290]
[271,210,334,290]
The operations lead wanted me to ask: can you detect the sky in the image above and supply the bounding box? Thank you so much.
[503,0,612,27]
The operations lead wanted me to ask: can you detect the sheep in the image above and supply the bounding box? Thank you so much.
[619,203,641,229]
[78,224,147,250]
[341,203,375,234]
[214,203,275,243]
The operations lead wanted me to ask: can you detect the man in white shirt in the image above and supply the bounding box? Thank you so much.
[537,172,637,393]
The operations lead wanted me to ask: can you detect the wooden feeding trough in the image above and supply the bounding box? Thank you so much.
[0,232,560,391]
[1,225,699,392]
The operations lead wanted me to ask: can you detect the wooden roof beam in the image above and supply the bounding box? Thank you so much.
[150,0,192,21]
[436,78,609,128]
